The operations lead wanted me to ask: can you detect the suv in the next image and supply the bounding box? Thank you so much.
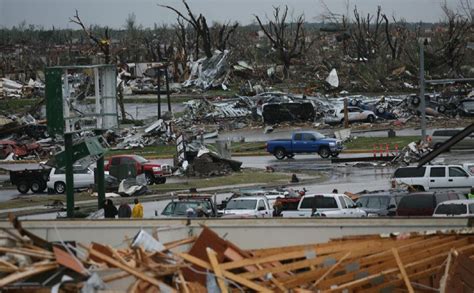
[105,155,167,185]
[47,166,95,194]
[433,200,474,217]
[356,191,409,216]
[396,191,466,216]
[430,128,474,149]
[392,165,474,192]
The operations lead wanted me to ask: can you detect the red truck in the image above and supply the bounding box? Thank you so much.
[105,155,169,185]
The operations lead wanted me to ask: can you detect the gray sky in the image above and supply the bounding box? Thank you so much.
[0,0,460,29]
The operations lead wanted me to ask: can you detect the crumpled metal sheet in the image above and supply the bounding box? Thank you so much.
[183,50,230,90]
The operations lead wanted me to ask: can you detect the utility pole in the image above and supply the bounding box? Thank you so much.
[165,66,172,113]
[419,41,427,140]
[157,70,161,120]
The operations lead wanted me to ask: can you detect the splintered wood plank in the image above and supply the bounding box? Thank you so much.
[239,251,348,280]
[207,248,228,293]
[0,263,58,287]
[179,253,272,293]
[0,247,54,259]
[391,248,414,293]
[178,271,190,293]
[365,265,444,293]
[317,237,469,290]
[164,236,197,251]
[53,246,87,275]
[323,244,474,293]
[89,248,176,292]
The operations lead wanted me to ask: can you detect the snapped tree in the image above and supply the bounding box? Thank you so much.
[255,6,308,79]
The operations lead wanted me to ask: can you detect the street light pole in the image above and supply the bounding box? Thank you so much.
[419,42,427,140]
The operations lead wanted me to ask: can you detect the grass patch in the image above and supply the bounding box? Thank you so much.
[0,192,93,210]
[150,169,289,192]
[345,136,420,150]
[0,98,38,113]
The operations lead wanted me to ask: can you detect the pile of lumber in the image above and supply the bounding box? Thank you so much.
[0,216,473,292]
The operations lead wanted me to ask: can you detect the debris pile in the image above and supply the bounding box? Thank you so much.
[0,78,44,99]
[1,218,473,292]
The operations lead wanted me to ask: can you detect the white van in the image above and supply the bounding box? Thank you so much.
[433,200,474,217]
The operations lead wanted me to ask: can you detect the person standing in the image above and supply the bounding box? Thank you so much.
[132,198,144,218]
[118,200,131,218]
[104,199,118,219]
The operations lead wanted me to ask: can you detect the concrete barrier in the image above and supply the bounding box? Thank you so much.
[1,217,470,249]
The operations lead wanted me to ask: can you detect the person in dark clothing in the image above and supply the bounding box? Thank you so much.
[103,199,118,218]
[117,200,131,218]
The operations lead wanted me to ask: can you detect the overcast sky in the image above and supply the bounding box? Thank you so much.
[0,0,460,29]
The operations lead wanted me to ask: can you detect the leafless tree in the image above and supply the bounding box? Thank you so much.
[211,21,239,51]
[255,6,308,79]
[69,10,111,63]
[349,6,384,61]
[382,15,409,60]
[159,0,238,59]
[434,1,471,74]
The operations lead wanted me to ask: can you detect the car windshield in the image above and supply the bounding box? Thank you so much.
[435,203,467,215]
[226,199,257,210]
[300,196,338,209]
[132,155,148,163]
[358,196,390,209]
[162,201,211,216]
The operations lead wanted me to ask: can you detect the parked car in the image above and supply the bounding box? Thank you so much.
[396,191,466,216]
[391,165,474,192]
[160,195,217,218]
[429,128,474,149]
[47,166,95,194]
[433,199,474,217]
[222,196,273,218]
[457,98,474,117]
[356,191,409,216]
[281,193,366,218]
[105,155,167,185]
[266,131,343,160]
[324,106,376,125]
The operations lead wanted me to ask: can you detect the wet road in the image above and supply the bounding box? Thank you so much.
[3,149,474,204]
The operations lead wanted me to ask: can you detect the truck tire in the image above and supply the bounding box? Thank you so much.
[367,115,375,123]
[17,181,30,194]
[54,182,66,194]
[145,172,155,185]
[30,180,42,193]
[274,148,286,160]
[319,147,330,159]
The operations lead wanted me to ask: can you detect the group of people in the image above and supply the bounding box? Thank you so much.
[103,198,143,219]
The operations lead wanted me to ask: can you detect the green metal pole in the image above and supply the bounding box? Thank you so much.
[96,155,105,209]
[64,133,75,218]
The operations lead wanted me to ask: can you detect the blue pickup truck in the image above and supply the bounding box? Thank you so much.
[266,131,343,159]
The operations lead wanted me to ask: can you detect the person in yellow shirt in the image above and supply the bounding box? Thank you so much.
[132,198,144,218]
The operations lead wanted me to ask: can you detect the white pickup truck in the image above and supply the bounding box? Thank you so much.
[392,165,474,192]
[222,196,273,218]
[281,194,367,218]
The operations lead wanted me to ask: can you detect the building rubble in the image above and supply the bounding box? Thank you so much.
[0,217,473,292]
